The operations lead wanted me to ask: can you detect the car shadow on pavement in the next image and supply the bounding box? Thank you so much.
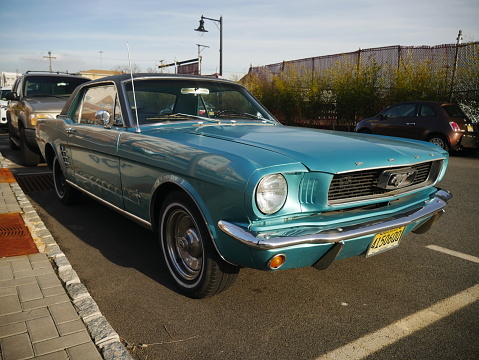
[26,189,179,294]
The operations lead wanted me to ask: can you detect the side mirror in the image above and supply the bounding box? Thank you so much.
[95,110,111,126]
[379,113,387,120]
[5,92,19,101]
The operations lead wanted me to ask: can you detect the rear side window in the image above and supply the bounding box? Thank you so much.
[419,105,435,116]
[442,105,466,118]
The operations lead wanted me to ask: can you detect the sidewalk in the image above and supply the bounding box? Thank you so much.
[0,153,132,360]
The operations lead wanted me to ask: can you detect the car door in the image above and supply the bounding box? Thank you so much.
[67,83,125,208]
[375,103,420,139]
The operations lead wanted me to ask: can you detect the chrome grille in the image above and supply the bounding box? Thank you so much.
[328,161,438,204]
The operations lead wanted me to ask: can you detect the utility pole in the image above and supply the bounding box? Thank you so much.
[99,51,104,69]
[197,44,209,75]
[43,51,56,72]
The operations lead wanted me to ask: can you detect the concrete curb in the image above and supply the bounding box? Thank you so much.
[0,153,133,360]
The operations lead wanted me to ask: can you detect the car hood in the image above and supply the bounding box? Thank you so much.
[180,124,447,173]
[26,97,68,113]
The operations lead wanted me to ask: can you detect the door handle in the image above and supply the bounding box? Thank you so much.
[406,123,416,125]
[65,127,77,133]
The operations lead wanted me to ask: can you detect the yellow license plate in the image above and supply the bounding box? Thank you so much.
[366,227,405,257]
[467,125,474,132]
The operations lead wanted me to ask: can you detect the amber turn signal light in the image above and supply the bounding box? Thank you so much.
[268,254,286,270]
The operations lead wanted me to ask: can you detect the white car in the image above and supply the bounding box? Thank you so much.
[0,87,11,128]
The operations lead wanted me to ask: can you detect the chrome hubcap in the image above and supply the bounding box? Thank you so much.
[165,208,203,281]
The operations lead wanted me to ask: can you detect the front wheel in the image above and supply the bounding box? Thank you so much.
[53,155,81,205]
[20,129,40,166]
[160,191,239,298]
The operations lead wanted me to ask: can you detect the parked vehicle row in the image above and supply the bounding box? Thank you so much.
[355,101,479,152]
[5,71,90,165]
[35,73,452,298]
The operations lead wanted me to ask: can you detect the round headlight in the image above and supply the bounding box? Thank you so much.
[256,174,287,214]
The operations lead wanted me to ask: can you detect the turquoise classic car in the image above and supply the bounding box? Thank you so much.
[36,74,452,298]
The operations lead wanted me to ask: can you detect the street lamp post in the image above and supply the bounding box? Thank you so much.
[195,15,223,76]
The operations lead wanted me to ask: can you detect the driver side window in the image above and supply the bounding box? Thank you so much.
[73,84,122,126]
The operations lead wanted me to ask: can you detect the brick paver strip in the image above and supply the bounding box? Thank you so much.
[13,266,53,280]
[0,286,16,297]
[67,342,103,360]
[49,302,82,325]
[33,330,92,356]
[57,319,87,336]
[0,321,27,338]
[27,316,59,343]
[37,273,63,290]
[0,275,37,288]
[0,308,50,326]
[17,282,44,302]
[1,332,35,359]
[0,294,22,316]
[42,285,65,298]
[22,293,70,311]
[0,155,133,360]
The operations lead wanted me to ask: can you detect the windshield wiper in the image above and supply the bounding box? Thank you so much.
[175,113,221,123]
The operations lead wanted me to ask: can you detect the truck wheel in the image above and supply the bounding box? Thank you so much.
[8,122,19,150]
[53,155,81,205]
[20,129,40,166]
[160,191,239,298]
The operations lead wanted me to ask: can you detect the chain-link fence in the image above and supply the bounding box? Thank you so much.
[245,42,479,127]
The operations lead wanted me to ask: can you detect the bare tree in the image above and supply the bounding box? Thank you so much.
[112,63,142,73]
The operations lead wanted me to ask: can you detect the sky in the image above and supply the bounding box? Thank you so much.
[1,0,478,79]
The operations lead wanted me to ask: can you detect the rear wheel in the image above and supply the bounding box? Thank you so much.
[53,155,81,205]
[427,135,449,151]
[160,191,239,298]
[20,129,40,166]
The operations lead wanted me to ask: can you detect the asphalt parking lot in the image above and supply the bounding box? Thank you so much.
[1,131,478,360]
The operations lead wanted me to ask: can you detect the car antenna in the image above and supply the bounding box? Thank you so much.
[127,42,141,133]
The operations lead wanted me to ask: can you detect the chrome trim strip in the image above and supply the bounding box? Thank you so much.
[333,158,446,174]
[218,190,452,250]
[66,180,153,230]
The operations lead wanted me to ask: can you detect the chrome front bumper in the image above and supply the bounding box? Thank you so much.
[218,189,452,250]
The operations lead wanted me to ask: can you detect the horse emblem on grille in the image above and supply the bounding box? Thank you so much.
[377,168,417,190]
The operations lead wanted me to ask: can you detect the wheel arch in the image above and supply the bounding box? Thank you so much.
[356,127,372,134]
[43,142,56,169]
[426,132,451,149]
[150,178,215,235]
[150,178,229,263]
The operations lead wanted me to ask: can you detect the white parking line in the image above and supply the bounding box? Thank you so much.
[426,245,479,263]
[315,284,479,360]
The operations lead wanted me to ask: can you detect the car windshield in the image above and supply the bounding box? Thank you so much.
[24,76,88,97]
[124,79,275,125]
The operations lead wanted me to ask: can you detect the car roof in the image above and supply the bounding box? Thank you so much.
[392,100,457,107]
[85,73,236,86]
[22,72,89,79]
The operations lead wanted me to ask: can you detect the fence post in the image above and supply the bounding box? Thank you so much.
[449,30,463,101]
